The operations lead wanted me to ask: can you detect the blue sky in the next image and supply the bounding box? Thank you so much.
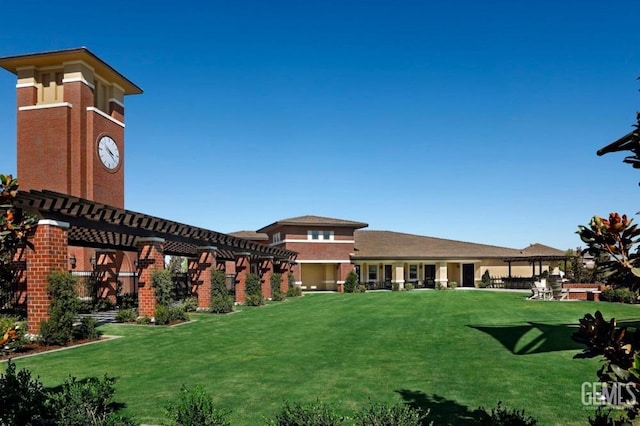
[1,0,640,251]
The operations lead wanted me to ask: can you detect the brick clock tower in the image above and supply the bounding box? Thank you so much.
[0,47,142,271]
[0,47,142,207]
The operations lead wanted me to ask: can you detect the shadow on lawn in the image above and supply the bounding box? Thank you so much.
[396,389,484,425]
[467,322,584,355]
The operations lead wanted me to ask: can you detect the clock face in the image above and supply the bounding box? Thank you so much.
[97,136,120,170]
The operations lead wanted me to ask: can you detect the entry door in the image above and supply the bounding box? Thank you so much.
[384,265,392,289]
[424,265,436,288]
[462,264,475,287]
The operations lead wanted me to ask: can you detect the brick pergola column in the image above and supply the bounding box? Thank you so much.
[188,246,216,310]
[260,257,273,300]
[135,237,165,317]
[26,219,70,334]
[337,263,354,293]
[234,253,250,304]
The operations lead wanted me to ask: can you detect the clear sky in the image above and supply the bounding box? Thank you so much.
[1,0,640,251]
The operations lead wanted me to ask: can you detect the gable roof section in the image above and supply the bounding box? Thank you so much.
[351,230,528,260]
[258,215,368,232]
[520,243,566,257]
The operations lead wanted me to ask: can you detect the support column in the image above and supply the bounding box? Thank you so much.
[337,263,353,293]
[136,237,165,318]
[260,257,273,300]
[189,246,216,310]
[235,253,250,304]
[26,220,69,334]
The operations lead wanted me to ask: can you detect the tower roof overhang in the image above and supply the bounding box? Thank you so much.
[0,47,143,95]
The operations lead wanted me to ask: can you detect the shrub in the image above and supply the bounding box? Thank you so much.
[182,296,198,312]
[404,283,414,291]
[245,293,265,307]
[245,273,264,306]
[39,271,81,345]
[0,360,47,425]
[481,270,491,287]
[287,285,302,298]
[115,308,137,323]
[357,285,367,293]
[93,298,115,312]
[600,287,638,304]
[270,400,343,426]
[166,385,231,426]
[46,374,136,426]
[344,271,359,293]
[353,401,427,426]
[475,401,537,425]
[210,270,234,314]
[152,269,174,307]
[117,293,138,309]
[392,282,400,291]
[154,304,170,325]
[137,316,152,325]
[74,316,100,340]
[449,281,458,289]
[271,273,284,301]
[170,305,189,322]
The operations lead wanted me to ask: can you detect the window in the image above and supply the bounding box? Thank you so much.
[409,264,418,281]
[272,232,281,243]
[368,265,377,281]
[307,230,334,240]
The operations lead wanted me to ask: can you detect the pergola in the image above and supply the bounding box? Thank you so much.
[502,255,569,278]
[13,190,297,331]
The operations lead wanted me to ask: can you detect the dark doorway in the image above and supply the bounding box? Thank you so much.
[462,264,475,287]
[384,264,392,289]
[424,265,436,288]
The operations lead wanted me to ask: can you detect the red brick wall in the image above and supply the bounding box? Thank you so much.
[26,221,69,333]
[17,106,71,194]
[235,257,249,303]
[285,241,354,261]
[89,111,125,207]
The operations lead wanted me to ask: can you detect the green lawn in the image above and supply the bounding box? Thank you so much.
[5,290,640,425]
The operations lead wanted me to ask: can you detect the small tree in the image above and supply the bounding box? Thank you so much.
[39,271,82,345]
[0,174,37,304]
[210,270,233,314]
[152,269,174,307]
[286,271,301,297]
[481,270,491,288]
[244,273,264,306]
[270,273,285,301]
[344,271,359,293]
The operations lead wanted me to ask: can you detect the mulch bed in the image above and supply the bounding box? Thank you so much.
[1,337,104,362]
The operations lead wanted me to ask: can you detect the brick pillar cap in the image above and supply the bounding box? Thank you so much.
[38,219,70,229]
[135,237,165,244]
[197,246,217,252]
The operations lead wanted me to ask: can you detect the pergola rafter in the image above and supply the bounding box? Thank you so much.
[15,189,297,262]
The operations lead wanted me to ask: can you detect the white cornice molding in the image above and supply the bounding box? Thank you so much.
[86,107,125,128]
[16,83,37,89]
[62,77,95,89]
[296,260,351,263]
[19,102,72,111]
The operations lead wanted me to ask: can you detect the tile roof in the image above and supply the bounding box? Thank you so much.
[228,230,269,241]
[351,230,530,259]
[258,215,368,232]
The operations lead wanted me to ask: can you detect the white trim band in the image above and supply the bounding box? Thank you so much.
[109,97,124,108]
[275,239,355,245]
[19,102,72,111]
[87,107,125,128]
[296,260,351,264]
[16,82,37,89]
[38,219,70,229]
[62,77,95,89]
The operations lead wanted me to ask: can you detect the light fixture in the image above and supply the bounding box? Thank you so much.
[134,259,139,268]
[90,256,96,268]
[69,254,76,269]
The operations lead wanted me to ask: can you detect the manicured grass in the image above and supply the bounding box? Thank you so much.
[5,291,640,425]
